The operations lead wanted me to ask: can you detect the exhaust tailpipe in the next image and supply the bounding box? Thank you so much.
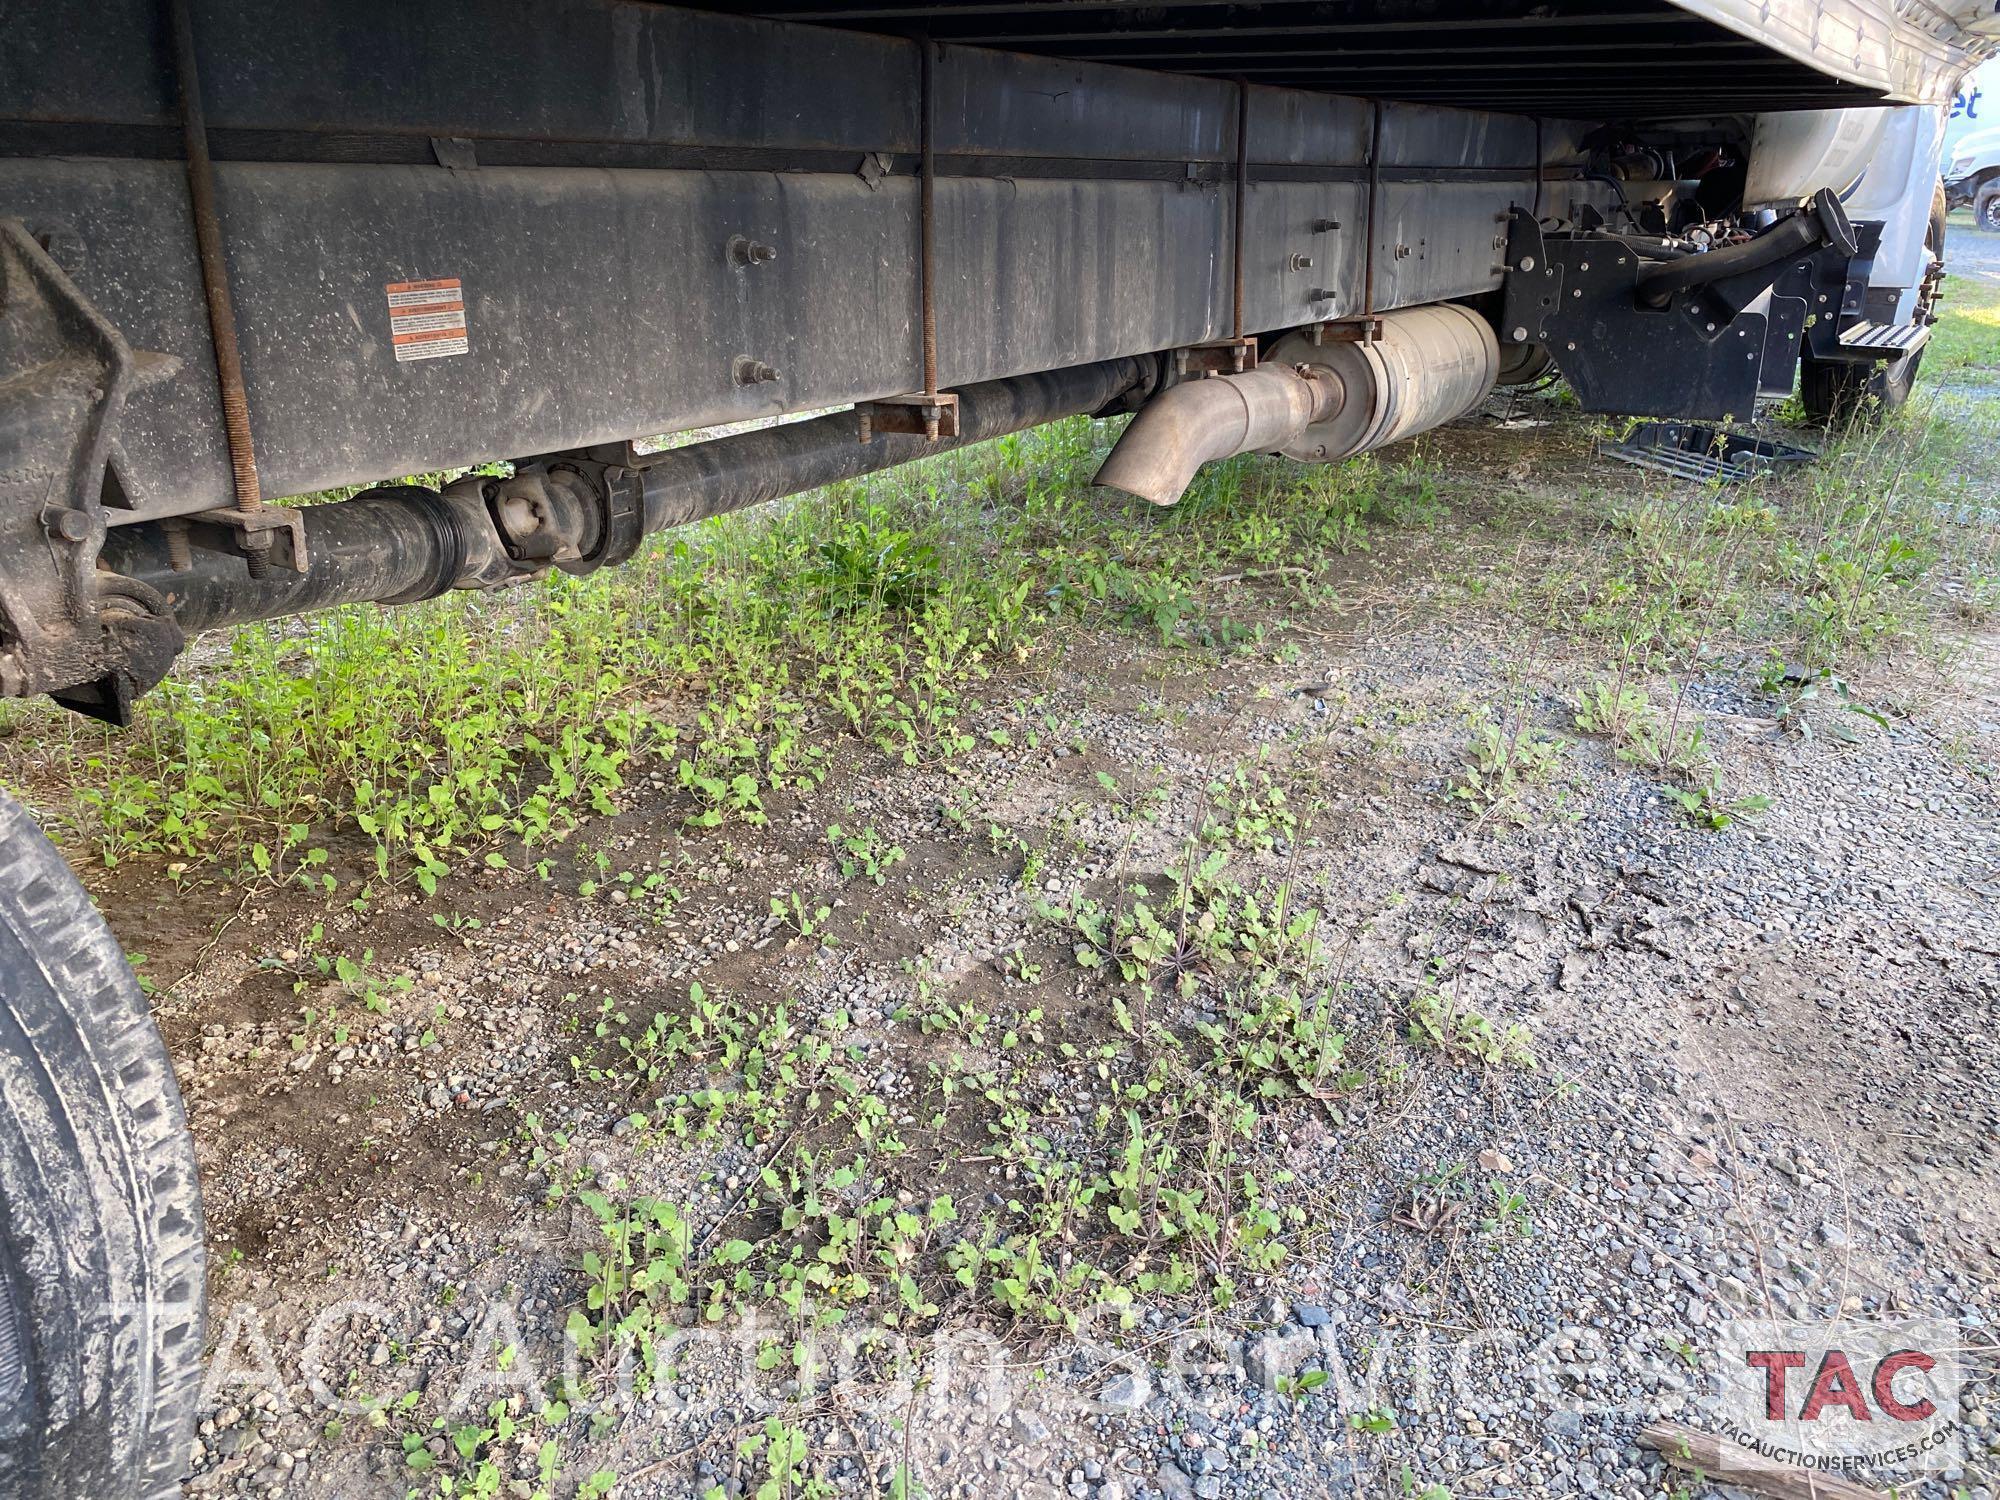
[1095,302,1500,506]
[1093,363,1342,506]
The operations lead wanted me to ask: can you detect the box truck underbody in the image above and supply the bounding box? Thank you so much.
[0,3,1993,1493]
[0,0,1991,717]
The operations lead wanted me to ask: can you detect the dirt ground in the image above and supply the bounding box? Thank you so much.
[52,332,2000,1500]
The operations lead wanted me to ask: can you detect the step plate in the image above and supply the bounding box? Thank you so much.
[1838,320,1932,357]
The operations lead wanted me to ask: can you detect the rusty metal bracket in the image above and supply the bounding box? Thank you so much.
[193,501,308,573]
[1173,337,1260,378]
[170,0,297,578]
[0,221,189,719]
[1310,317,1383,346]
[910,37,947,440]
[856,392,960,443]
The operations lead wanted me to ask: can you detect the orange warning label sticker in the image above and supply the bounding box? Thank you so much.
[385,278,468,361]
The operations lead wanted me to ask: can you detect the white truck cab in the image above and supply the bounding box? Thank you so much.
[1947,123,2000,229]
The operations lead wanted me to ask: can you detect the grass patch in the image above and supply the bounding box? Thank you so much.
[1931,273,2000,373]
[3,422,1435,895]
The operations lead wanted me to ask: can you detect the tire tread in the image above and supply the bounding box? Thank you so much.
[0,797,205,1500]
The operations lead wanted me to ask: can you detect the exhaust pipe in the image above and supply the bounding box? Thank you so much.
[1093,363,1343,506]
[1095,302,1500,506]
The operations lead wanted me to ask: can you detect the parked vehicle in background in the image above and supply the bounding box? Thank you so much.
[1947,123,2000,229]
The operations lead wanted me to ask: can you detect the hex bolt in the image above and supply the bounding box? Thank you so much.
[1309,288,1335,303]
[1311,218,1341,233]
[1288,252,1314,272]
[733,356,782,386]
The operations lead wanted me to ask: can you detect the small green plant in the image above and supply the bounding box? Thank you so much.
[1615,691,1710,780]
[315,945,413,1015]
[772,889,834,941]
[1276,1369,1328,1402]
[730,1416,817,1500]
[1350,1403,1398,1434]
[827,823,906,884]
[1407,984,1535,1069]
[1574,673,1652,744]
[1451,714,1566,826]
[1481,1182,1532,1239]
[1095,768,1169,824]
[804,512,940,614]
[1666,777,1772,831]
[1202,755,1298,852]
[1759,658,1891,743]
[1000,946,1044,985]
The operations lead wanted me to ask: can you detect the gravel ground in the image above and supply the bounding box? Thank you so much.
[1953,218,2000,283]
[87,370,2000,1500]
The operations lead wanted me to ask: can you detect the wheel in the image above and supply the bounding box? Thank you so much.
[1977,184,2000,234]
[1800,183,1946,424]
[0,791,204,1499]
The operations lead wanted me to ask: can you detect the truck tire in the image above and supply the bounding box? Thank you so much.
[0,792,205,1499]
[1978,183,2000,234]
[1800,183,1946,424]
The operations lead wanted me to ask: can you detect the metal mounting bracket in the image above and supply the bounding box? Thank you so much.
[1173,337,1260,378]
[856,392,960,442]
[1309,317,1382,346]
[193,501,308,574]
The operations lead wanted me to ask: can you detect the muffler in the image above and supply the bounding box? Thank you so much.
[1095,302,1500,505]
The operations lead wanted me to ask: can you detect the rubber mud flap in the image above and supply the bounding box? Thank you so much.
[0,791,205,1499]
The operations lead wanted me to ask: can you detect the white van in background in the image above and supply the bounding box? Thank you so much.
[1946,59,2000,229]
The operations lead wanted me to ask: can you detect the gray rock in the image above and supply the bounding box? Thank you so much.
[1010,1411,1051,1445]
[1099,1371,1152,1412]
[1244,1328,1312,1390]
